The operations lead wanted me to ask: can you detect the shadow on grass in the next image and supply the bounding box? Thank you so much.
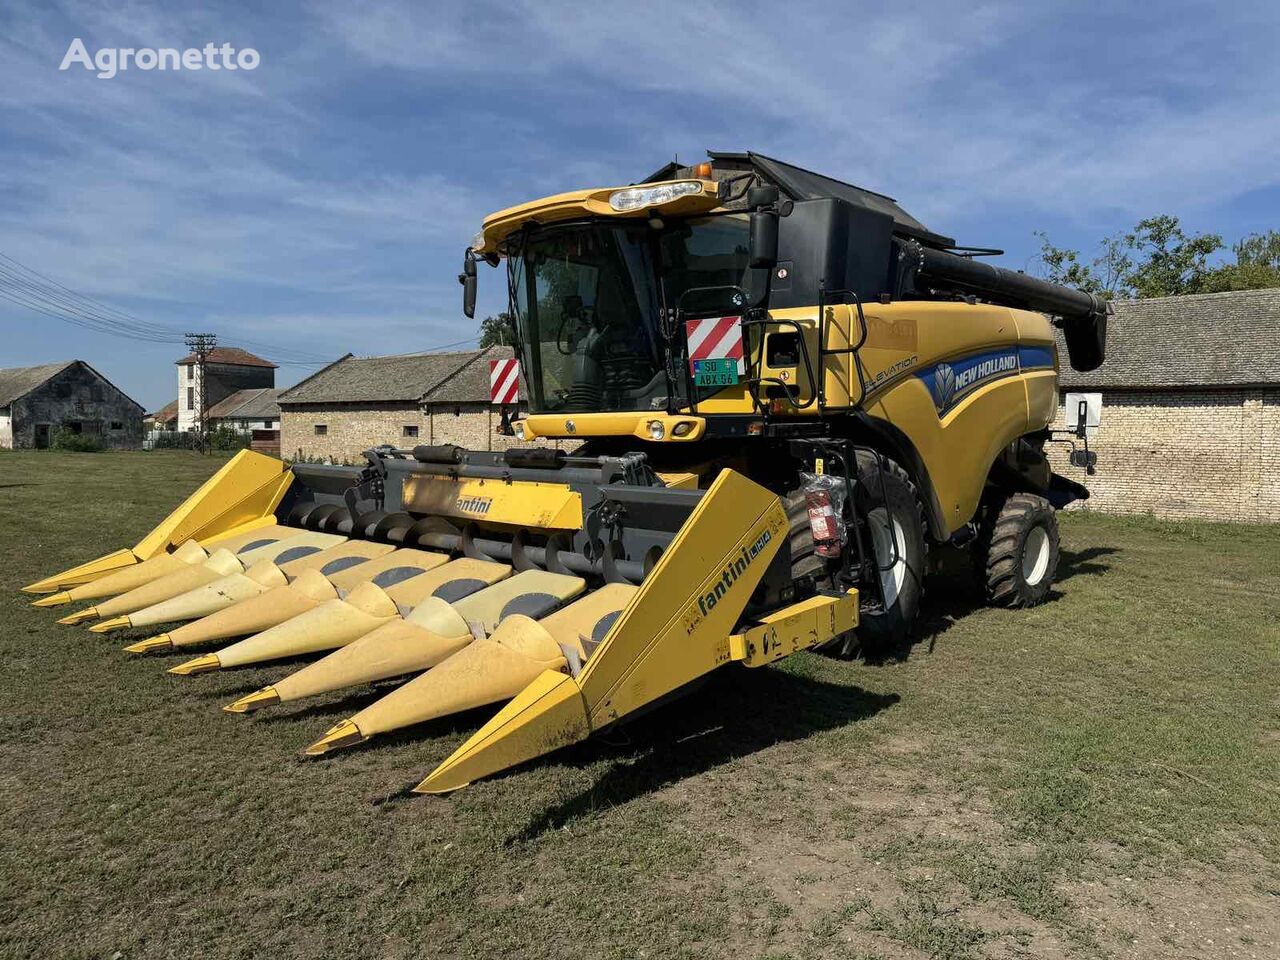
[504,668,898,842]
[1057,545,1118,581]
[865,544,1121,666]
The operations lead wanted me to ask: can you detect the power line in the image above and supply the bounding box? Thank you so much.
[0,251,488,366]
[0,252,344,364]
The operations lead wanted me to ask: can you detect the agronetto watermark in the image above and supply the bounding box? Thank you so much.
[59,38,260,79]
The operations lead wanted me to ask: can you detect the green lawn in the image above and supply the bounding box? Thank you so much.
[0,450,1276,960]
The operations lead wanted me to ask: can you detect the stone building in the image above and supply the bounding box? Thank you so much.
[279,345,525,462]
[1052,288,1280,522]
[205,387,283,431]
[176,347,276,431]
[0,360,144,449]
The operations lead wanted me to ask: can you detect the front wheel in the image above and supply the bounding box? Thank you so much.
[976,493,1060,607]
[842,454,927,658]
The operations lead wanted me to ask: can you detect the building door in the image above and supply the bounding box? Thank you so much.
[34,424,50,449]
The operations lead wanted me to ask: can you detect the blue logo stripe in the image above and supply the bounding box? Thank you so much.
[916,346,1035,414]
[1018,345,1055,370]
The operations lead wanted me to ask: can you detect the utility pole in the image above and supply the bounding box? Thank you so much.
[184,332,217,454]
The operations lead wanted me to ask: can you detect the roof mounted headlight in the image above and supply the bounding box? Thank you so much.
[609,181,703,212]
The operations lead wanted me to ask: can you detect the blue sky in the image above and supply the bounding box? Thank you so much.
[1,0,1278,410]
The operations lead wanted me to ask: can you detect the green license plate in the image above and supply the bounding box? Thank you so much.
[693,358,739,387]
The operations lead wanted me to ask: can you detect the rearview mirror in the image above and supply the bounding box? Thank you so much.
[459,252,478,319]
[749,209,778,269]
[748,185,780,269]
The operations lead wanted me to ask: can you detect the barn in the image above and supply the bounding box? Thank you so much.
[0,360,144,450]
[1052,288,1280,522]
[278,345,522,462]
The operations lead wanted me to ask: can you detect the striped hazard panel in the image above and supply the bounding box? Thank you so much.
[489,358,520,404]
[685,315,745,375]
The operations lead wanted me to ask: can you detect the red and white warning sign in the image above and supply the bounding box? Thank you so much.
[489,358,520,405]
[685,315,745,375]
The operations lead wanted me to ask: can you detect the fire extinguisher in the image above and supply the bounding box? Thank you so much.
[805,487,844,558]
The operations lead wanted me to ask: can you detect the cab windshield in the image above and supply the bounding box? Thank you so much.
[510,215,750,414]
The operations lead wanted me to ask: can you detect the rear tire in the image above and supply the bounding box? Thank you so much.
[976,493,1060,607]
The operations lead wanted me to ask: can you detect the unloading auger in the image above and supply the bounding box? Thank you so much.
[25,150,1108,792]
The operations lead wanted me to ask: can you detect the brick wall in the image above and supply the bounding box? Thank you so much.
[281,402,549,463]
[1048,388,1280,522]
[281,403,426,462]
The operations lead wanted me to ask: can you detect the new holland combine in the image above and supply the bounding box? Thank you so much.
[23,152,1106,793]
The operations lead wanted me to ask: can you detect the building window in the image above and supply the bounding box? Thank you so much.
[187,387,194,410]
[264,419,275,428]
[110,421,123,430]
[402,425,419,438]
[314,424,327,436]
[187,365,194,381]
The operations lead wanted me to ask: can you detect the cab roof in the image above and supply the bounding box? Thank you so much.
[643,150,955,249]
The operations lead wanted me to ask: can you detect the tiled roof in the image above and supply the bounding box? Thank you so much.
[175,347,277,369]
[1059,288,1280,389]
[0,360,75,406]
[148,399,179,423]
[423,345,516,402]
[280,345,513,405]
[206,387,284,420]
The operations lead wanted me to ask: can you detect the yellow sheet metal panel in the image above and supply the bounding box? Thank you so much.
[729,591,858,667]
[413,669,592,794]
[476,179,720,254]
[521,412,706,443]
[382,558,511,607]
[538,582,639,655]
[85,549,244,620]
[326,548,449,592]
[576,468,788,726]
[33,540,209,608]
[276,540,396,578]
[198,522,296,554]
[401,475,583,530]
[655,471,700,490]
[331,615,567,742]
[108,562,287,631]
[869,372,1032,535]
[173,581,400,673]
[451,570,585,634]
[132,450,291,559]
[21,548,141,594]
[142,571,340,652]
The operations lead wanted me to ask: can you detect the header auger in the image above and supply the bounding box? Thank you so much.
[25,150,1106,793]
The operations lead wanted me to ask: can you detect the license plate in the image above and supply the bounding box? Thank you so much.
[693,358,740,387]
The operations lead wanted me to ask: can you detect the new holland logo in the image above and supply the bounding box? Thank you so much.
[934,363,957,410]
[923,350,1019,413]
[696,528,773,617]
[455,495,493,515]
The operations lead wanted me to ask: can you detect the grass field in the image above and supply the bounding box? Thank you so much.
[0,450,1276,960]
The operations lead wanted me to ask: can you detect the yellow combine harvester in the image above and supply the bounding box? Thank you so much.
[24,151,1106,793]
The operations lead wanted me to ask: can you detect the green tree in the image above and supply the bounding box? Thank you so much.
[1202,230,1280,292]
[1124,215,1222,298]
[1035,231,1131,296]
[1034,216,1280,299]
[478,312,516,348]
